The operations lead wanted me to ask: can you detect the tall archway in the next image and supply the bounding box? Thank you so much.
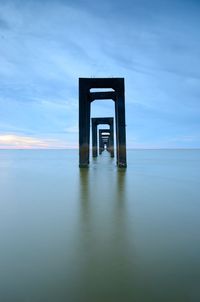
[79,78,127,168]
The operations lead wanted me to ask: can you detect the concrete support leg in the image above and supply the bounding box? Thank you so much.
[92,122,98,157]
[116,83,127,168]
[79,82,90,167]
[109,123,114,157]
[99,137,104,154]
[115,101,119,165]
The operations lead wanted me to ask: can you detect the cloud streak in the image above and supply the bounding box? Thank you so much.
[0,134,76,149]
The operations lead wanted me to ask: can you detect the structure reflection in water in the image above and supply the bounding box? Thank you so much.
[77,158,137,301]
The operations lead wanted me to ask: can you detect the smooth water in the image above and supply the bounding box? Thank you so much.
[0,150,200,302]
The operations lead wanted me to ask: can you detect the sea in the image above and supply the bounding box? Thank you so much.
[0,149,200,302]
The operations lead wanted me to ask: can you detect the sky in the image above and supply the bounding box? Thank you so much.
[0,0,200,149]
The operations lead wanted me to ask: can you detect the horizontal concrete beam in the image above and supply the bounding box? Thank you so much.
[90,91,116,102]
[79,77,124,90]
[92,117,113,126]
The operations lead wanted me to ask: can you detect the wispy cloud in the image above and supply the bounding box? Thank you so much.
[0,134,76,149]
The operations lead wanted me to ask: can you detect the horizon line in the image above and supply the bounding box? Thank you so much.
[0,148,200,151]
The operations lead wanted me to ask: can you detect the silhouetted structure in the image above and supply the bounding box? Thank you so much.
[79,78,127,167]
[99,129,111,154]
[100,138,109,153]
[92,117,114,158]
[99,138,109,154]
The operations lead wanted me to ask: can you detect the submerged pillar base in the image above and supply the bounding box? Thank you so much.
[118,162,127,168]
[79,163,89,168]
[92,150,98,157]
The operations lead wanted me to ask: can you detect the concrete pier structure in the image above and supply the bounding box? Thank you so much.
[99,139,109,154]
[92,117,114,158]
[79,78,127,167]
[99,129,111,154]
[99,136,109,154]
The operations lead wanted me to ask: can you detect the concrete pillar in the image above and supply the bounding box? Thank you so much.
[92,119,98,157]
[99,136,104,154]
[79,79,90,167]
[115,79,127,167]
[109,121,114,157]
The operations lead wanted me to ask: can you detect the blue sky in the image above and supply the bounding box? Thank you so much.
[0,0,200,148]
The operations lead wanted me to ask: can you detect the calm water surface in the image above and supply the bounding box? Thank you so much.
[0,150,200,302]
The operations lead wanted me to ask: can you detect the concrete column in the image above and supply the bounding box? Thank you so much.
[92,119,98,157]
[114,100,119,165]
[115,79,127,167]
[99,136,104,154]
[79,79,90,167]
[106,136,110,152]
[109,122,114,157]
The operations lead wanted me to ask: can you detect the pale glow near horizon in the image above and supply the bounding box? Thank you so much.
[0,134,77,149]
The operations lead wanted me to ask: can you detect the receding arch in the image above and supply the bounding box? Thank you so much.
[79,78,127,168]
[99,129,112,155]
[91,117,114,158]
